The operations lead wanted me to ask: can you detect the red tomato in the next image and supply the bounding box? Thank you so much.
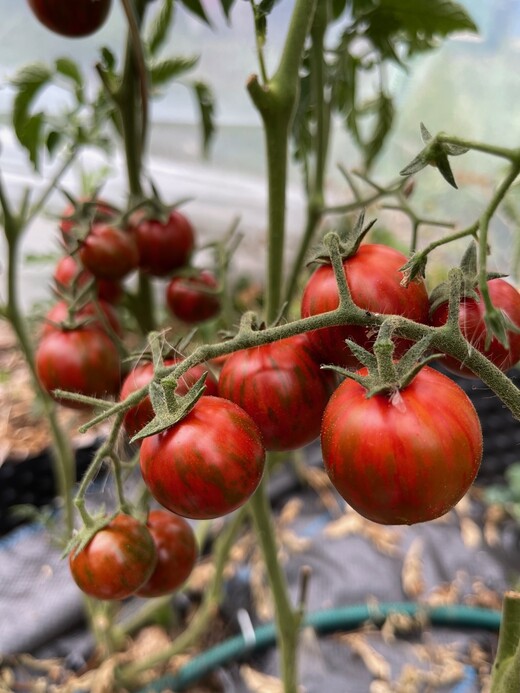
[120,359,219,439]
[60,199,116,242]
[28,0,112,38]
[218,334,336,451]
[139,396,265,519]
[135,510,197,598]
[69,514,156,600]
[79,223,140,280]
[134,210,195,276]
[301,244,429,367]
[321,366,483,525]
[166,270,220,324]
[430,278,520,377]
[54,255,122,304]
[36,327,121,408]
[41,299,122,338]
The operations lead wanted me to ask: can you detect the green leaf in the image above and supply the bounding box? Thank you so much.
[55,58,83,95]
[258,0,282,15]
[178,0,211,25]
[147,0,174,56]
[219,0,237,19]
[364,92,394,168]
[331,51,356,115]
[11,63,52,166]
[192,80,216,157]
[46,130,62,156]
[149,56,199,86]
[100,47,117,71]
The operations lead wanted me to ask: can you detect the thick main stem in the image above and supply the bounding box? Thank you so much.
[491,591,520,692]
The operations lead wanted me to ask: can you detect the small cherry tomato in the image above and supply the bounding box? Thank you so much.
[28,0,112,38]
[134,210,195,276]
[166,270,220,324]
[79,223,140,281]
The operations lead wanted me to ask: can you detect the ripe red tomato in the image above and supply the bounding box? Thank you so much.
[120,359,219,439]
[300,244,429,367]
[140,396,265,519]
[28,0,112,38]
[36,327,121,408]
[135,510,197,598]
[321,365,483,525]
[430,278,520,377]
[79,223,140,280]
[218,334,336,451]
[166,270,220,324]
[41,299,122,338]
[134,210,195,276]
[69,514,157,600]
[54,255,122,303]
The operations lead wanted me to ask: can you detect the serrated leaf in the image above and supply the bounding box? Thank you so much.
[331,51,356,115]
[179,0,211,25]
[147,0,174,56]
[55,58,83,91]
[149,56,199,86]
[19,113,45,170]
[193,80,216,157]
[11,63,52,166]
[364,92,394,168]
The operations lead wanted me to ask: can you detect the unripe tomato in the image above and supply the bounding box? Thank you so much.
[79,223,140,281]
[166,270,220,324]
[135,510,198,598]
[120,359,219,439]
[218,334,336,451]
[54,255,122,304]
[321,366,483,525]
[41,299,122,338]
[134,210,195,276]
[140,396,265,519]
[301,244,429,367]
[36,327,121,408]
[69,514,157,600]
[28,0,112,38]
[430,278,520,377]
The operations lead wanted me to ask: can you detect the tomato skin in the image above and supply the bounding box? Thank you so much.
[120,359,219,439]
[218,334,336,451]
[79,223,140,281]
[139,396,265,520]
[41,299,121,338]
[166,270,220,324]
[321,366,483,525]
[134,210,195,277]
[36,327,121,408]
[301,244,429,367]
[135,510,197,598]
[69,514,157,600]
[54,255,122,303]
[430,278,520,377]
[28,0,112,38]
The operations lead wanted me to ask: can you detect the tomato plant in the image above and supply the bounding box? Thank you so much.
[301,244,430,367]
[54,255,122,303]
[69,514,157,600]
[79,223,140,281]
[166,270,221,324]
[321,365,483,525]
[218,334,336,451]
[430,278,520,376]
[120,359,219,438]
[134,210,195,277]
[41,299,122,338]
[36,327,121,407]
[27,0,112,38]
[136,510,198,598]
[139,396,265,519]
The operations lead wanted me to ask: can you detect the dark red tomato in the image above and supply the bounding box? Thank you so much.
[54,255,122,303]
[28,0,112,38]
[41,299,122,338]
[79,223,140,281]
[218,334,336,451]
[135,510,197,598]
[166,270,220,324]
[430,278,520,377]
[69,514,156,600]
[140,396,265,519]
[134,210,195,276]
[36,327,121,408]
[301,244,429,367]
[321,365,483,525]
[120,359,219,439]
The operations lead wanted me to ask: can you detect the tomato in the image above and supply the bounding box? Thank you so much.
[79,223,140,281]
[60,199,116,242]
[69,514,156,600]
[320,365,483,525]
[54,255,122,303]
[166,270,220,324]
[120,359,219,439]
[135,510,197,598]
[430,278,520,377]
[28,0,112,38]
[134,210,195,276]
[300,244,430,367]
[218,334,336,451]
[140,396,265,519]
[36,327,121,408]
[41,299,122,338]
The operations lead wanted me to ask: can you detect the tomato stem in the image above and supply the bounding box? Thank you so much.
[490,591,520,692]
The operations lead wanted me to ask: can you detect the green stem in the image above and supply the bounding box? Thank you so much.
[437,134,520,162]
[490,591,520,692]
